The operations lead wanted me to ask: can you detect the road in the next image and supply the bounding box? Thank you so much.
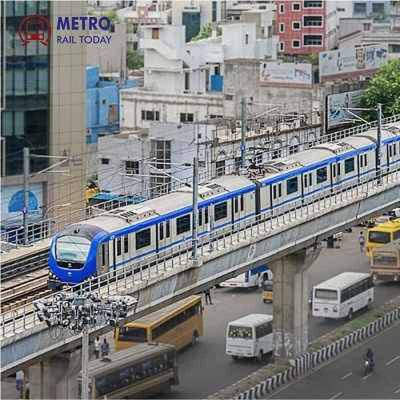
[167,230,400,398]
[269,321,400,399]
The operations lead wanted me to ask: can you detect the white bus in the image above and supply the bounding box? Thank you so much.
[220,266,273,289]
[226,314,273,361]
[312,272,374,320]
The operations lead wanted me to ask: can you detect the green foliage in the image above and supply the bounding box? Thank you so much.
[360,59,400,120]
[126,49,144,70]
[104,9,120,23]
[191,23,221,41]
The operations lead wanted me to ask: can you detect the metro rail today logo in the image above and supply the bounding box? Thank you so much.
[17,15,113,46]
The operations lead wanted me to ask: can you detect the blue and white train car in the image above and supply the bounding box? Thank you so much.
[48,125,400,288]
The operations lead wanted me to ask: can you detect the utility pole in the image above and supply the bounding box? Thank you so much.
[81,325,90,400]
[240,97,247,168]
[376,103,382,183]
[23,147,30,245]
[191,121,199,265]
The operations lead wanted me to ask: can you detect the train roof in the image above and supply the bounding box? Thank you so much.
[85,342,175,377]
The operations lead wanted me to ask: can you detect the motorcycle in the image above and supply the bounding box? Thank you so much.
[364,359,374,375]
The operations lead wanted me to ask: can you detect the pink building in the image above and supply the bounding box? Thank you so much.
[276,0,338,56]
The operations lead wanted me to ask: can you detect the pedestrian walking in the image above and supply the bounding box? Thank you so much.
[359,231,365,253]
[204,289,212,305]
[94,336,101,359]
[101,338,110,359]
[16,370,24,399]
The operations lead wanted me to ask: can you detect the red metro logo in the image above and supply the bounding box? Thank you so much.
[18,15,51,46]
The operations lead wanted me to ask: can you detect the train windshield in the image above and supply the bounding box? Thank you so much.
[56,235,90,264]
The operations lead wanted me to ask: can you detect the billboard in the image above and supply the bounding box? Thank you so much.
[319,45,388,79]
[260,62,312,85]
[326,89,364,130]
[1,183,44,226]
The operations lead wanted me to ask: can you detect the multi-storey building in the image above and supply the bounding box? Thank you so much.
[275,0,339,55]
[1,1,87,229]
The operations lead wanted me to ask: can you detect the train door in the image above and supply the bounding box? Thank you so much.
[331,162,340,188]
[157,220,172,253]
[109,238,116,271]
[97,242,109,275]
[114,237,124,268]
[255,183,261,220]
[302,172,313,198]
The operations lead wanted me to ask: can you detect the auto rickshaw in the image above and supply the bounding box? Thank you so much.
[262,281,273,303]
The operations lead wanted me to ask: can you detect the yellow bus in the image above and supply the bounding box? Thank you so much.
[115,295,203,352]
[371,240,400,282]
[366,219,400,257]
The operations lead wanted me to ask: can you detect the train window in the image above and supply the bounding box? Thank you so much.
[136,229,151,250]
[273,185,277,199]
[316,167,327,183]
[215,202,228,221]
[240,195,244,211]
[176,214,191,235]
[166,220,170,238]
[304,174,308,188]
[394,230,400,240]
[159,223,164,241]
[205,207,209,224]
[309,173,312,185]
[389,146,393,158]
[124,236,129,253]
[332,164,336,178]
[394,145,397,156]
[234,197,239,213]
[199,209,203,226]
[116,238,122,256]
[344,157,355,174]
[278,183,282,197]
[337,163,341,175]
[287,177,298,195]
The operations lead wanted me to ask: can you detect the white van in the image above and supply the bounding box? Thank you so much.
[226,314,273,361]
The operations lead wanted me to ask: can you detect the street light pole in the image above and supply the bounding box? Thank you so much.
[23,147,30,245]
[376,103,382,183]
[240,97,247,168]
[81,325,90,400]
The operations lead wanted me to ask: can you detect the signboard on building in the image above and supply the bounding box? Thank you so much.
[1,183,44,226]
[319,45,388,80]
[326,89,364,130]
[260,62,312,86]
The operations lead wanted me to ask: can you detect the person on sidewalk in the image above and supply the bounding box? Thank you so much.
[16,370,24,399]
[94,336,101,359]
[101,338,110,359]
[359,231,365,253]
[204,289,212,305]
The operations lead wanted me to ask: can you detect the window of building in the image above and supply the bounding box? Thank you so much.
[292,2,301,11]
[176,214,191,235]
[286,177,298,195]
[152,28,160,39]
[279,3,284,13]
[292,21,301,30]
[125,160,139,175]
[212,0,217,22]
[304,35,323,46]
[344,157,355,174]
[150,174,171,196]
[279,23,285,33]
[292,40,301,48]
[353,2,367,15]
[304,1,322,7]
[214,202,228,221]
[108,104,118,123]
[390,44,400,53]
[184,71,190,91]
[136,229,151,250]
[180,113,194,123]
[141,110,160,121]
[316,167,327,183]
[372,2,385,15]
[216,160,225,176]
[150,140,171,170]
[101,158,110,165]
[279,42,285,52]
[303,15,323,27]
[363,23,371,31]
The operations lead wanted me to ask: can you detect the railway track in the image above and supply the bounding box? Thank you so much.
[1,249,49,283]
[1,270,51,314]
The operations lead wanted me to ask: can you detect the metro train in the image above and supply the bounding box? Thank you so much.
[48,125,400,288]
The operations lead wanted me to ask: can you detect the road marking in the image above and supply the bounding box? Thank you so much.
[362,373,372,381]
[394,385,400,394]
[330,392,343,399]
[386,355,400,366]
[341,372,352,380]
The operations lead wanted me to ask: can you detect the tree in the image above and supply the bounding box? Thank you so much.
[360,59,400,121]
[104,9,120,24]
[126,49,144,70]
[191,23,221,41]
